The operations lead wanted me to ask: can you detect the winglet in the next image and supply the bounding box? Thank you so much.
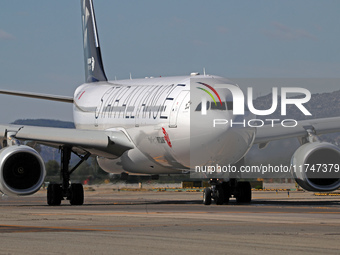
[81,0,108,83]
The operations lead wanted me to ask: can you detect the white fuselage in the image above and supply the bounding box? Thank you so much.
[72,74,256,175]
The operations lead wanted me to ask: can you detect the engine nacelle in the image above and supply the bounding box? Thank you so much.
[291,142,340,192]
[0,145,46,196]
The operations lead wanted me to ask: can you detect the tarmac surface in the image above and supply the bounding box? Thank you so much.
[0,185,340,254]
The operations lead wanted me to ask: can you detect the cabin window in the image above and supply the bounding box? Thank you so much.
[226,101,233,110]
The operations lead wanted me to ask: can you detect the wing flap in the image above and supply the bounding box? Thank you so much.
[0,125,134,158]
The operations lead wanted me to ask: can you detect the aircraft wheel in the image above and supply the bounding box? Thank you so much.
[215,186,224,205]
[236,181,251,203]
[221,182,230,204]
[203,187,212,205]
[69,183,84,205]
[47,184,62,206]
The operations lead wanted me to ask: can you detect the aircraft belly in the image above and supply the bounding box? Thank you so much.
[190,125,255,167]
[123,126,189,169]
[97,147,183,175]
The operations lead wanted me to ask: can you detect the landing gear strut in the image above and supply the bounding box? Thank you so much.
[47,147,90,206]
[203,178,252,205]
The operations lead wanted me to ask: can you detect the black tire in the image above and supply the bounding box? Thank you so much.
[203,187,212,205]
[221,182,230,204]
[69,183,84,205]
[215,186,224,205]
[236,181,252,203]
[47,184,62,206]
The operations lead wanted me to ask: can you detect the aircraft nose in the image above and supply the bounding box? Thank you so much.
[190,110,256,170]
[189,79,256,171]
[190,109,230,166]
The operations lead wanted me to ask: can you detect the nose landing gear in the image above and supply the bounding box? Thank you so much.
[203,178,251,205]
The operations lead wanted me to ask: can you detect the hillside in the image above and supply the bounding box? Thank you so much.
[9,119,75,162]
[11,119,75,128]
[252,89,340,145]
[253,89,340,120]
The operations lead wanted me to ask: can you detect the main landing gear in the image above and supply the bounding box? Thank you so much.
[47,147,90,206]
[203,179,252,205]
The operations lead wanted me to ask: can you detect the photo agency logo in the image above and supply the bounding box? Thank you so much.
[196,82,223,115]
[196,82,312,128]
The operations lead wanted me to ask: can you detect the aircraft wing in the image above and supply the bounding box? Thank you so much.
[254,117,340,145]
[0,125,134,159]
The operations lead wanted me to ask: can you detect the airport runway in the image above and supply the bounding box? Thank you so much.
[0,186,340,255]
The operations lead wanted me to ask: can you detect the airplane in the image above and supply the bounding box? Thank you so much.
[0,0,340,206]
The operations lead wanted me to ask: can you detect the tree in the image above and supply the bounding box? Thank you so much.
[26,141,42,153]
[45,160,60,177]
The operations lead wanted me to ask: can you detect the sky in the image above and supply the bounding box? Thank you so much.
[0,0,339,123]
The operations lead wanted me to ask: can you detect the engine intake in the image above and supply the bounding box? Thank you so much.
[291,142,340,192]
[0,145,46,196]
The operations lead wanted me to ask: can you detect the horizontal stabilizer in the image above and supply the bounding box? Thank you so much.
[0,89,73,103]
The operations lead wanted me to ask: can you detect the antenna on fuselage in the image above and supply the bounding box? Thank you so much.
[203,67,206,76]
[130,73,132,80]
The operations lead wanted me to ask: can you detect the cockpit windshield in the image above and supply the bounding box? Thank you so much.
[195,101,231,111]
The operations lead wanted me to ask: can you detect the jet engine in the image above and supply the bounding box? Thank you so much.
[0,145,46,196]
[291,142,340,192]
